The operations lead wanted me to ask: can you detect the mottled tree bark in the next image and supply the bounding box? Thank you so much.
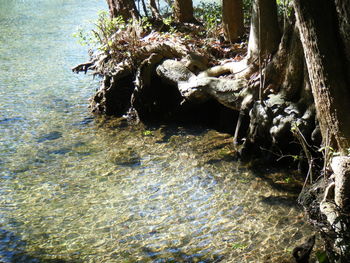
[247,0,281,61]
[149,0,161,19]
[106,0,140,20]
[293,0,350,153]
[173,0,195,23]
[293,0,350,261]
[222,0,244,43]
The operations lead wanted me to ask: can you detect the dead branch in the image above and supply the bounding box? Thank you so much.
[72,61,94,74]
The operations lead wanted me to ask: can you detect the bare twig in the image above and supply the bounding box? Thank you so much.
[233,111,244,145]
[292,124,314,184]
[258,4,263,102]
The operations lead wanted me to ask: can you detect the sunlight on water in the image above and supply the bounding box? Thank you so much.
[0,1,313,262]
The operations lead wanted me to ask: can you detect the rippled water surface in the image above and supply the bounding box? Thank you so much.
[0,1,314,262]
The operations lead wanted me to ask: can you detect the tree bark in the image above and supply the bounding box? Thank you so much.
[247,0,281,61]
[293,0,350,261]
[149,0,161,19]
[106,0,140,20]
[222,0,244,43]
[334,0,350,78]
[173,0,195,23]
[293,0,350,154]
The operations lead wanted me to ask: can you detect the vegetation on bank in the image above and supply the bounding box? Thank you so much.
[73,0,350,262]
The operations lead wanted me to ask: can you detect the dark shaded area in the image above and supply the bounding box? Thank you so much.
[36,131,62,143]
[0,228,79,263]
[0,117,24,124]
[260,195,298,208]
[292,235,315,263]
[73,117,94,127]
[131,70,249,136]
[250,164,304,194]
[141,246,224,263]
[48,147,71,155]
[91,74,135,116]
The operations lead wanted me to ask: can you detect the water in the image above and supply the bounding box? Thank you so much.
[0,0,314,262]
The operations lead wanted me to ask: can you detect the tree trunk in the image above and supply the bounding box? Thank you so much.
[293,0,350,261]
[173,0,195,23]
[222,0,244,43]
[247,0,281,61]
[293,0,350,153]
[149,0,161,19]
[106,0,140,20]
[334,0,350,78]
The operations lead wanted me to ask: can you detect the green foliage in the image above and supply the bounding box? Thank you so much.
[162,16,177,34]
[92,11,127,51]
[73,11,126,50]
[140,16,153,31]
[72,26,91,46]
[276,0,293,19]
[194,1,222,37]
[242,0,253,25]
[194,0,252,38]
[73,10,154,61]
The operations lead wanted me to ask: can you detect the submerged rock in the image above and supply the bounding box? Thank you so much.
[109,148,141,166]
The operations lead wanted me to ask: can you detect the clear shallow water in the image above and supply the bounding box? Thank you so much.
[0,1,313,262]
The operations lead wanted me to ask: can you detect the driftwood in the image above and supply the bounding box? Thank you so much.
[178,76,251,110]
[197,59,255,79]
[155,58,253,111]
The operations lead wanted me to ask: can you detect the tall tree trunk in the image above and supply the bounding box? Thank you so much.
[106,0,140,20]
[294,0,350,261]
[222,0,244,43]
[293,0,350,153]
[247,0,281,61]
[334,0,350,78]
[149,0,161,19]
[173,0,195,23]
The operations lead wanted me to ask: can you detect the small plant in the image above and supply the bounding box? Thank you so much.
[163,16,177,34]
[72,25,92,46]
[284,177,292,183]
[231,243,248,250]
[143,130,153,136]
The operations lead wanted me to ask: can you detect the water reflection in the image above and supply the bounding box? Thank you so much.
[0,0,314,262]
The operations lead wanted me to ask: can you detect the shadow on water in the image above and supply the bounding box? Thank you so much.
[259,195,298,208]
[0,117,24,125]
[141,247,224,263]
[0,228,78,263]
[248,162,305,195]
[36,131,62,143]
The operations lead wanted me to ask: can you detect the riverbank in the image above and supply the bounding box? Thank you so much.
[0,1,326,262]
[71,2,329,262]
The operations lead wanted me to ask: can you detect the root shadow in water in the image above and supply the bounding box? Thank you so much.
[141,246,224,263]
